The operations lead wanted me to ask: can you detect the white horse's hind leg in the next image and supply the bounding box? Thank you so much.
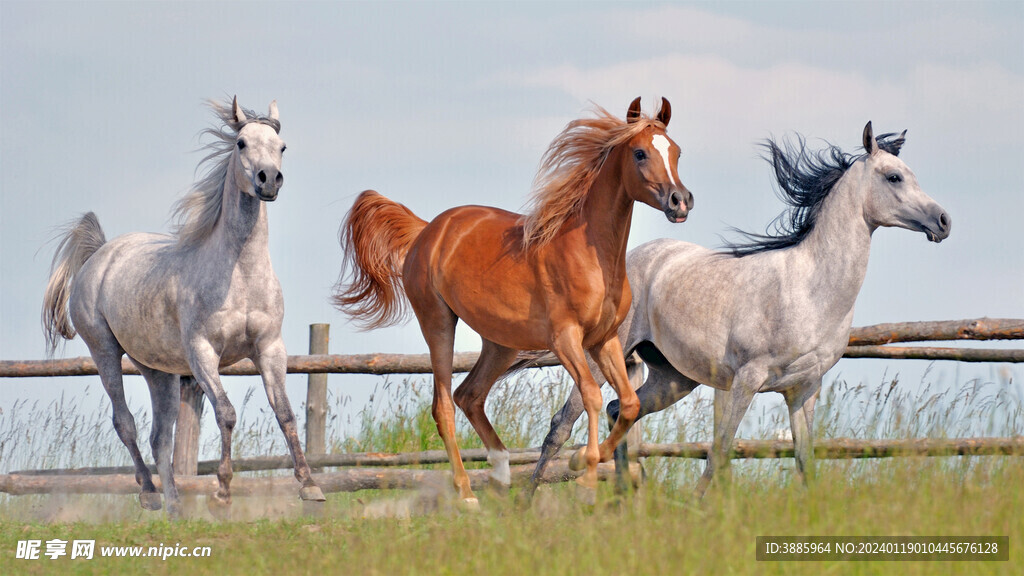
[135,364,183,519]
[784,383,821,486]
[88,344,161,510]
[695,370,760,499]
[252,340,324,502]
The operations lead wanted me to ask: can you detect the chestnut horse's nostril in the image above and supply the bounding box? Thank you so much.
[669,190,682,210]
[258,170,267,184]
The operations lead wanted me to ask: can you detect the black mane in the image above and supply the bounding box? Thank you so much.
[724,131,904,257]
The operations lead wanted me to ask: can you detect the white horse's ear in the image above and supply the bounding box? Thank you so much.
[862,121,878,155]
[268,100,279,121]
[627,97,642,124]
[232,96,247,124]
[657,97,671,127]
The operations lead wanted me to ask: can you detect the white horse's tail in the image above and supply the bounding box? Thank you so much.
[42,212,107,355]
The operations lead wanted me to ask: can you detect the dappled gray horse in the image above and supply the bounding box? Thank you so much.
[527,122,951,499]
[42,97,325,518]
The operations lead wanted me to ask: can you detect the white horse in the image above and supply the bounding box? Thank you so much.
[524,122,951,498]
[42,97,325,518]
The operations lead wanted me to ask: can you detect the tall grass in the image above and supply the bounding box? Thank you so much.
[1,366,1021,518]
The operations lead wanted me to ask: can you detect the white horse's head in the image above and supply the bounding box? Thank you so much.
[230,97,286,201]
[859,122,950,242]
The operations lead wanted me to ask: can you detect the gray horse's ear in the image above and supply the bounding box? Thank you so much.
[268,100,279,121]
[862,121,877,155]
[232,96,247,124]
[627,97,642,124]
[657,97,671,127]
[889,129,907,156]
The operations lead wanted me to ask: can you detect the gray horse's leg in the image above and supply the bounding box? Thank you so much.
[608,347,700,492]
[784,382,821,487]
[135,364,182,519]
[185,343,236,518]
[89,344,160,510]
[251,339,325,502]
[522,383,585,505]
[694,369,760,499]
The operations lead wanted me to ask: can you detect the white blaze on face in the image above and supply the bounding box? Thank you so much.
[651,134,678,186]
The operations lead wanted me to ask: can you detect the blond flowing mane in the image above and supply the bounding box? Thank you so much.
[520,105,662,250]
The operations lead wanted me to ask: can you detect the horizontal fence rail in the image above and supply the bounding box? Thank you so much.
[2,318,1023,378]
[12,437,1023,478]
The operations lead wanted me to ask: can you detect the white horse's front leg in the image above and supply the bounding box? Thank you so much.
[252,338,325,502]
[695,367,762,499]
[185,341,236,519]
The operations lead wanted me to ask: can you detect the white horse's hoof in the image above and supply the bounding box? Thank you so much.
[139,492,162,511]
[300,485,326,502]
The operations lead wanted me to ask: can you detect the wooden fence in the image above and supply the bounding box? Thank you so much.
[0,317,1021,497]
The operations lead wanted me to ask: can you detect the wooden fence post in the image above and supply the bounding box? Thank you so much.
[173,376,204,475]
[305,324,330,459]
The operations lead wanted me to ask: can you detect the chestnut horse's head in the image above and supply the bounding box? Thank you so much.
[620,97,693,223]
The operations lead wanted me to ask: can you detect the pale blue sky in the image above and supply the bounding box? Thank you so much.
[1,2,1021,446]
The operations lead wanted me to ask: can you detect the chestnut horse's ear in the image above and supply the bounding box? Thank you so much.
[232,96,247,124]
[862,121,877,156]
[657,97,671,127]
[627,97,642,123]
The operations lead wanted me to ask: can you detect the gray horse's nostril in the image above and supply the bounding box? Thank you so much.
[258,170,267,184]
[939,213,949,229]
[275,172,283,186]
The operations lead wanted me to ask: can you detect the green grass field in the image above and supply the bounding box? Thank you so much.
[2,370,1021,575]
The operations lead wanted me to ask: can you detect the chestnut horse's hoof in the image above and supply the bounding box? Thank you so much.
[300,485,326,502]
[568,447,587,471]
[573,479,597,507]
[457,497,480,513]
[139,492,162,511]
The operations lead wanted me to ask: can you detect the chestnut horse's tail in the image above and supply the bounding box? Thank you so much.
[332,190,428,330]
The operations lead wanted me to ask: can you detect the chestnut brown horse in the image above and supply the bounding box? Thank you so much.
[333,98,692,507]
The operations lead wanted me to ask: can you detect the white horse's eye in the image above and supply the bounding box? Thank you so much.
[281,145,287,153]
[886,173,902,184]
[237,140,246,150]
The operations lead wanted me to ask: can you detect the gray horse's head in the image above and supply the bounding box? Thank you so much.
[230,97,286,201]
[860,122,950,243]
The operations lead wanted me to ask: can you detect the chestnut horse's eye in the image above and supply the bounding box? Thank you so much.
[634,149,647,162]
[237,140,247,150]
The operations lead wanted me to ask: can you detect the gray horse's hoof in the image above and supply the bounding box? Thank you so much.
[207,494,232,520]
[299,485,326,502]
[139,492,162,511]
[568,447,587,471]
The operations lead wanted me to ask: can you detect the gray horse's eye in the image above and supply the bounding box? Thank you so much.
[281,145,287,153]
[237,140,246,150]
[886,173,902,184]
